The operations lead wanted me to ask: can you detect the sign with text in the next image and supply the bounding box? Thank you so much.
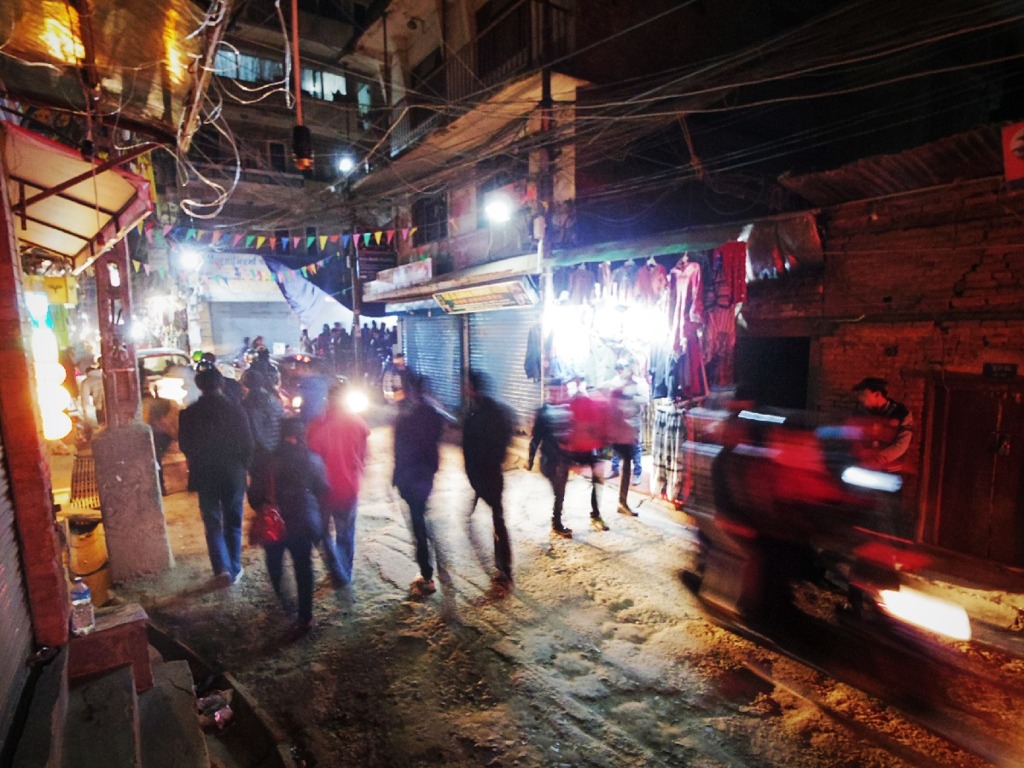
[434,278,538,314]
[983,362,1018,380]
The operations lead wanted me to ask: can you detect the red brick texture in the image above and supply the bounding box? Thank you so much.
[743,177,1024,523]
[0,152,70,647]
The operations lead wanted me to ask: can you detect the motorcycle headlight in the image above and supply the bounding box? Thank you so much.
[291,395,303,409]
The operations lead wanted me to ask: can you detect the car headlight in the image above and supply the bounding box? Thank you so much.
[345,389,369,414]
[154,377,187,405]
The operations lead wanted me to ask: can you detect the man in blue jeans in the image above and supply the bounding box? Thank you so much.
[178,368,254,585]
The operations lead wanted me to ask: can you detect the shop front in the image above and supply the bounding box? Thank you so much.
[542,213,822,509]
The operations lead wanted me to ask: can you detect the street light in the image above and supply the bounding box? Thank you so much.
[178,246,203,271]
[337,154,355,174]
[484,192,514,224]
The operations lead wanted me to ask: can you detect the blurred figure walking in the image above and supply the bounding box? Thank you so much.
[462,372,515,591]
[307,380,370,587]
[241,369,284,462]
[393,375,446,597]
[602,358,649,516]
[528,379,574,537]
[248,417,329,637]
[178,368,253,584]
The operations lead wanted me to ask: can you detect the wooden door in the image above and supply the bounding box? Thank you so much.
[926,381,1024,566]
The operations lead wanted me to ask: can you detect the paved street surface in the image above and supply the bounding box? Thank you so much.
[119,416,1017,768]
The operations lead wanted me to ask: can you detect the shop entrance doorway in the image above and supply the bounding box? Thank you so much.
[734,336,810,409]
[923,376,1024,566]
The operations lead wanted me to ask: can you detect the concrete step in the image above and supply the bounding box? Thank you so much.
[138,660,210,768]
[63,665,141,768]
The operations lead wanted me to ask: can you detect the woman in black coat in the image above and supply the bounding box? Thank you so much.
[248,417,328,635]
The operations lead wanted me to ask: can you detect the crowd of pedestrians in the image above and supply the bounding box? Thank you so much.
[175,328,658,638]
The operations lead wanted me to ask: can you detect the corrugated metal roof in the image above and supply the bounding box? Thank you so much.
[777,124,1005,207]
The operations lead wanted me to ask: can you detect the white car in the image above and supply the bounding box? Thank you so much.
[136,348,199,406]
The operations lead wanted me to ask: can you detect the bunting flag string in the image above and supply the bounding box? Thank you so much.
[154,226,423,264]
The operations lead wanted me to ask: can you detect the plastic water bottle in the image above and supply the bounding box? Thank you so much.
[69,578,95,636]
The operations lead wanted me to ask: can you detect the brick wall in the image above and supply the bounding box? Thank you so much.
[0,155,70,647]
[747,176,1024,521]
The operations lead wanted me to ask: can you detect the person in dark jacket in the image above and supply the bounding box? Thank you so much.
[462,371,515,589]
[248,417,329,636]
[242,368,284,460]
[528,379,575,537]
[393,374,446,597]
[178,368,254,584]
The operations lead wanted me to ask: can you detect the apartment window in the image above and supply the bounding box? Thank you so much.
[475,0,529,81]
[412,194,448,246]
[215,50,347,101]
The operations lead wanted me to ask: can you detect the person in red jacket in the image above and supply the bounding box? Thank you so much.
[307,380,370,587]
[562,377,612,532]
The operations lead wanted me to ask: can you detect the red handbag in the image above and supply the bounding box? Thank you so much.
[249,468,287,546]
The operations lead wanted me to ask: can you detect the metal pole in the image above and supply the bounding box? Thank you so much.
[351,238,362,379]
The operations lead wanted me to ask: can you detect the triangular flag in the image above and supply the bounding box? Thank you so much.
[136,222,144,234]
[132,259,141,272]
[409,227,418,239]
[269,237,277,250]
[301,267,308,277]
[186,228,197,240]
[386,230,395,245]
[307,236,316,248]
[309,263,318,275]
[282,237,290,250]
[362,233,371,246]
[211,231,223,244]
[342,234,351,249]
[374,231,383,245]
[144,228,154,245]
[401,228,410,241]
[162,224,173,237]
[143,264,151,275]
[256,236,266,249]
[329,234,340,243]
[319,236,328,250]
[233,234,244,247]
[246,235,255,247]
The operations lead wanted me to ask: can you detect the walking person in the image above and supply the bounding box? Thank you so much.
[248,417,329,637]
[527,378,575,538]
[563,376,612,532]
[307,380,370,587]
[241,368,284,462]
[462,372,515,591]
[602,358,650,516]
[393,374,446,597]
[178,368,254,585]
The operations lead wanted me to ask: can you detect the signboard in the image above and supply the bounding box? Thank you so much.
[357,251,397,282]
[434,278,538,314]
[983,362,1018,380]
[1002,121,1024,188]
[363,257,433,300]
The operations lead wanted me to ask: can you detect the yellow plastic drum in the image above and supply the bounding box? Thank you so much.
[67,518,111,606]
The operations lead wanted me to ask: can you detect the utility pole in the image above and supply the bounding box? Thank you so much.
[351,229,362,380]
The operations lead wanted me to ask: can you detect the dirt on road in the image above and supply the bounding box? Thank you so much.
[122,427,988,768]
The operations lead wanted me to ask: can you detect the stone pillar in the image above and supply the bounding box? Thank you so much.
[93,239,172,580]
[92,423,172,581]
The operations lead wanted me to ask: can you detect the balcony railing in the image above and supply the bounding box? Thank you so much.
[389,0,570,157]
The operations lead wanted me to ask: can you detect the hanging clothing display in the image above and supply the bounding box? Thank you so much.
[634,261,668,305]
[651,402,692,503]
[524,322,542,382]
[711,241,748,307]
[597,262,613,300]
[705,306,737,387]
[568,264,596,304]
[667,256,705,398]
[610,261,637,303]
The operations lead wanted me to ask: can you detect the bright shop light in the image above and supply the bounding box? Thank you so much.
[484,193,513,224]
[178,246,203,271]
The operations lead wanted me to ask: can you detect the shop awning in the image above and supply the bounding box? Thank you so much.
[547,212,822,277]
[2,122,153,272]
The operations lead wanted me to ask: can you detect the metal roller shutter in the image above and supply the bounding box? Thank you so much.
[402,314,463,414]
[0,437,33,741]
[469,307,541,432]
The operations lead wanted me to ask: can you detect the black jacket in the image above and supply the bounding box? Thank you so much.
[462,395,514,483]
[178,392,253,490]
[247,442,329,542]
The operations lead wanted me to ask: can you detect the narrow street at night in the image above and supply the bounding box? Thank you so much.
[120,421,1024,768]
